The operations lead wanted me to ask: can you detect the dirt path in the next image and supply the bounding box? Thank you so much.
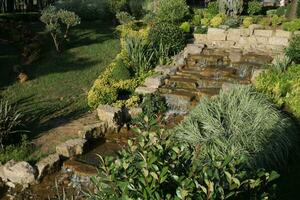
[33,110,99,155]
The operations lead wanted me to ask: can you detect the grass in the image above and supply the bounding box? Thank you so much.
[0,20,120,137]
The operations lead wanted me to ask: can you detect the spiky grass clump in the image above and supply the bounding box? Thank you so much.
[174,85,298,169]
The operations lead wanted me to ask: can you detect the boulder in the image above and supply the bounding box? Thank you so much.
[154,65,178,76]
[229,49,243,63]
[97,105,121,127]
[254,30,273,37]
[56,139,86,158]
[135,86,157,95]
[248,24,264,34]
[207,28,227,41]
[194,34,207,43]
[0,160,36,186]
[269,37,289,46]
[78,122,107,139]
[36,153,61,180]
[144,75,166,89]
[275,30,292,38]
[172,51,185,67]
[183,44,206,58]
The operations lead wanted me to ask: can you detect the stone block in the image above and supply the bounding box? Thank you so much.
[97,105,120,126]
[254,30,273,37]
[194,34,207,43]
[275,30,292,38]
[269,37,289,46]
[78,122,107,139]
[183,44,205,58]
[144,75,166,89]
[229,49,243,63]
[210,41,235,49]
[154,65,178,76]
[36,154,61,180]
[56,139,86,158]
[249,24,264,34]
[255,36,269,44]
[207,28,227,41]
[135,86,157,95]
[0,160,36,186]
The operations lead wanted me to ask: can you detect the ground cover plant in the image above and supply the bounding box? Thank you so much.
[174,85,298,170]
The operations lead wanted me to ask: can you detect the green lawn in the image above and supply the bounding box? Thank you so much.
[0,20,120,137]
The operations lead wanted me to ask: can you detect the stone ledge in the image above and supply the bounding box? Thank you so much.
[56,139,86,158]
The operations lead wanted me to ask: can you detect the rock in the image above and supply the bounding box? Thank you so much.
[135,86,157,95]
[0,160,36,186]
[194,34,207,43]
[255,36,269,45]
[78,122,107,139]
[209,41,235,49]
[254,30,273,37]
[294,31,300,35]
[207,28,227,41]
[229,49,243,63]
[269,37,289,46]
[129,107,143,118]
[248,24,264,34]
[275,30,292,38]
[251,69,268,84]
[97,105,121,127]
[56,139,86,158]
[183,44,205,58]
[36,153,61,180]
[154,65,178,76]
[144,75,166,89]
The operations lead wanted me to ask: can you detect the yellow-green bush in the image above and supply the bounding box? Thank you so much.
[243,17,253,28]
[255,65,300,118]
[210,14,225,28]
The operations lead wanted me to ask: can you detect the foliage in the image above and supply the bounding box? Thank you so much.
[255,65,300,118]
[210,13,225,27]
[116,11,135,24]
[180,22,191,33]
[86,130,279,200]
[247,0,262,15]
[155,0,189,23]
[276,6,287,16]
[0,100,22,148]
[139,93,167,119]
[40,6,81,52]
[282,19,300,32]
[192,14,202,26]
[148,22,186,55]
[285,35,300,63]
[219,0,244,16]
[194,26,208,34]
[270,14,286,28]
[0,135,43,164]
[174,85,298,169]
[271,55,292,72]
[153,42,172,66]
[110,59,131,81]
[223,17,240,28]
[54,0,107,21]
[124,36,155,76]
[242,16,253,28]
[207,1,219,16]
[106,0,128,16]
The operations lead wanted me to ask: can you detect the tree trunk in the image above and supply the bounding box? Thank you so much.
[287,0,298,20]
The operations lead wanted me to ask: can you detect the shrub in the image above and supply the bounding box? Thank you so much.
[180,21,191,33]
[200,18,210,26]
[270,14,286,28]
[259,17,271,27]
[194,26,208,34]
[247,0,262,15]
[155,0,189,23]
[174,85,298,169]
[148,22,186,55]
[242,16,253,28]
[224,17,240,28]
[207,1,219,15]
[40,6,80,52]
[139,93,167,119]
[192,14,202,26]
[271,55,292,72]
[255,65,300,118]
[86,130,279,199]
[282,19,300,32]
[286,35,300,63]
[219,0,243,16]
[110,59,131,81]
[0,100,22,148]
[116,11,135,24]
[276,6,287,16]
[210,14,225,27]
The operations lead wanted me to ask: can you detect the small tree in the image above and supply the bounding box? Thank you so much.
[40,6,81,52]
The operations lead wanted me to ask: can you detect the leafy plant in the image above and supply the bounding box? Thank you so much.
[116,11,135,24]
[194,26,208,34]
[192,14,202,26]
[155,0,189,23]
[148,22,186,55]
[110,59,131,81]
[180,22,191,33]
[40,6,80,52]
[271,55,292,72]
[210,13,225,27]
[242,16,253,28]
[282,19,300,32]
[207,1,219,15]
[174,85,298,170]
[0,100,22,149]
[247,0,262,15]
[224,17,240,28]
[286,35,300,63]
[154,42,172,66]
[140,93,167,119]
[85,130,279,200]
[219,0,244,16]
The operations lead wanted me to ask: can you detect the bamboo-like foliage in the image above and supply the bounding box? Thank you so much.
[174,85,299,169]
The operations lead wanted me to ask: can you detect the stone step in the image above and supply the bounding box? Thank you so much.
[167,77,198,89]
[242,53,273,65]
[178,67,238,79]
[186,54,230,67]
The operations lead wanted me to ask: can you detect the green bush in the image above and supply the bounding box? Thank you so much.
[155,0,189,23]
[210,13,225,27]
[255,65,300,118]
[242,16,253,28]
[139,93,167,119]
[86,130,279,200]
[0,100,22,148]
[271,55,292,72]
[224,17,240,28]
[247,1,262,15]
[180,21,191,33]
[116,11,135,24]
[192,14,202,26]
[270,14,286,28]
[219,0,243,16]
[276,6,287,16]
[286,35,300,63]
[194,26,208,34]
[282,19,300,32]
[110,59,131,81]
[148,22,186,55]
[207,1,219,15]
[174,85,298,169]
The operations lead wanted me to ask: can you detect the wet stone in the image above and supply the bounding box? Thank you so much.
[97,105,120,127]
[144,75,166,89]
[36,153,61,180]
[78,122,107,140]
[135,86,157,95]
[154,65,178,76]
[56,139,86,158]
